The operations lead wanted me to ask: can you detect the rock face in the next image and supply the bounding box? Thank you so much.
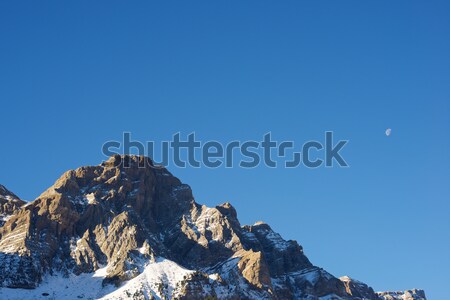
[377,290,427,300]
[340,276,379,300]
[0,155,426,300]
[0,184,25,227]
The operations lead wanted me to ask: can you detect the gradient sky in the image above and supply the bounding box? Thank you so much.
[0,1,449,299]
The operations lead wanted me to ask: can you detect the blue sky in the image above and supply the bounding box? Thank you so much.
[0,1,449,299]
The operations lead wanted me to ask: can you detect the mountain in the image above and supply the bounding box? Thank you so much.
[0,155,426,300]
[0,184,26,227]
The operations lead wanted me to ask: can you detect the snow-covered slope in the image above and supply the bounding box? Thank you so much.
[100,258,194,300]
[0,257,194,300]
[0,264,114,300]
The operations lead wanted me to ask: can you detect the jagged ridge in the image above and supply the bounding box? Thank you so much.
[0,155,426,300]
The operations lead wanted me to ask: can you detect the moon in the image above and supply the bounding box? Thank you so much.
[385,128,392,136]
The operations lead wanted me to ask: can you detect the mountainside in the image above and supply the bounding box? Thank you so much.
[0,184,26,227]
[0,155,426,300]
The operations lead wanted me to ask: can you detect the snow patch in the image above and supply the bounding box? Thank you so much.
[0,266,114,300]
[99,257,194,300]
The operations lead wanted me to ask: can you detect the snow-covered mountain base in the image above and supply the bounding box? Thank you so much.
[0,258,192,300]
[0,256,348,300]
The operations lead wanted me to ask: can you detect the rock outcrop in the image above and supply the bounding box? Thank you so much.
[0,184,25,227]
[377,289,427,300]
[0,155,426,300]
[340,276,379,300]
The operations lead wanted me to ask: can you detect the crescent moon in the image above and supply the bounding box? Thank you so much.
[385,128,391,136]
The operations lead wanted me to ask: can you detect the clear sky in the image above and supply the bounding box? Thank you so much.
[0,1,449,299]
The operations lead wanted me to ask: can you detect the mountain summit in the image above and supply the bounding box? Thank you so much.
[0,155,426,300]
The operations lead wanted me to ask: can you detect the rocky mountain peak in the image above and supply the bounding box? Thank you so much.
[0,184,21,201]
[339,276,379,300]
[0,156,427,299]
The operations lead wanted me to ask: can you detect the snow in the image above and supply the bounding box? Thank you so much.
[256,227,291,251]
[171,184,190,193]
[208,273,220,281]
[98,258,194,300]
[129,188,139,197]
[0,266,115,300]
[0,192,19,203]
[377,290,426,300]
[0,258,194,300]
[241,230,259,243]
[249,222,291,251]
[274,267,335,288]
[0,231,27,253]
[94,264,109,278]
[137,243,150,255]
[0,214,11,223]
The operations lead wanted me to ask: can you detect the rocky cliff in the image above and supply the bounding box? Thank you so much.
[0,184,26,227]
[0,155,426,300]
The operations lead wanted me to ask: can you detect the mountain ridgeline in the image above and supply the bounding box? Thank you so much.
[0,155,425,300]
